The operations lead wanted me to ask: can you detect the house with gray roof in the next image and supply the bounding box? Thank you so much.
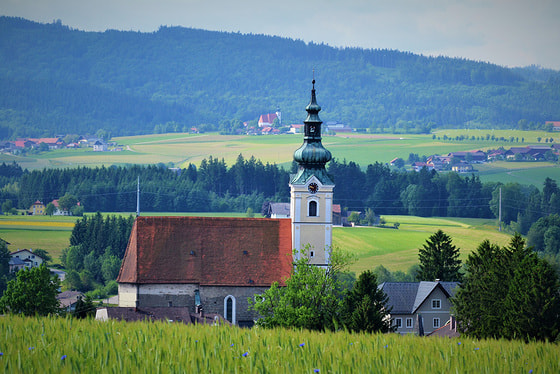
[379,281,458,335]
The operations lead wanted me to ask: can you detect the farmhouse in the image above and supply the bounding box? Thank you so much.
[9,249,46,272]
[380,281,458,335]
[93,140,108,152]
[29,200,45,215]
[113,81,335,325]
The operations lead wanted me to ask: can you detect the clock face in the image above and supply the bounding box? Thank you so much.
[308,183,319,194]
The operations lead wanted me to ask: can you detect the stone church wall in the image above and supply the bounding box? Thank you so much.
[122,283,269,325]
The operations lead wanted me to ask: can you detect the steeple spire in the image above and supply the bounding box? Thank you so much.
[291,80,333,185]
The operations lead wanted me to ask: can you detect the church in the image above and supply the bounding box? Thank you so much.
[114,81,335,326]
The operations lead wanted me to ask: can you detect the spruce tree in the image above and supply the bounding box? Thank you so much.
[417,230,462,281]
[454,233,560,341]
[342,270,392,333]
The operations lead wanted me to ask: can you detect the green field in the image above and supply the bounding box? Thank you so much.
[3,129,560,186]
[1,214,514,273]
[335,216,512,274]
[1,315,557,373]
[0,216,77,264]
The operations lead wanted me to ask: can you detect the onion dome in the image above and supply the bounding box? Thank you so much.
[291,80,333,185]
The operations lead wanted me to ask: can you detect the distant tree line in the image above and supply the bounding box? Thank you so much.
[2,159,560,238]
[1,16,560,139]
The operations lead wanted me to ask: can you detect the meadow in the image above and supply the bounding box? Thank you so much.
[2,129,560,186]
[0,315,557,373]
[334,216,512,274]
[1,214,513,274]
[0,215,76,264]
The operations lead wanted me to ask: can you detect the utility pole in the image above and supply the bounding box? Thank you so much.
[498,187,502,231]
[136,176,140,217]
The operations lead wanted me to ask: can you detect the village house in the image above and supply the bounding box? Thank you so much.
[93,140,108,152]
[28,137,64,149]
[448,150,487,163]
[505,146,554,161]
[289,124,304,134]
[451,161,474,173]
[29,200,45,215]
[57,291,84,313]
[380,281,459,335]
[547,121,560,131]
[50,199,69,215]
[110,81,335,326]
[411,162,434,172]
[325,122,352,133]
[8,249,46,272]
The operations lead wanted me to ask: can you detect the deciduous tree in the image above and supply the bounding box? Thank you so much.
[250,246,352,331]
[0,265,60,316]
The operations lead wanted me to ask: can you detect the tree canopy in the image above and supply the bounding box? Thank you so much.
[0,265,60,316]
[250,247,353,331]
[251,247,392,333]
[453,233,560,341]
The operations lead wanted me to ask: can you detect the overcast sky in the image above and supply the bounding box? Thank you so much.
[3,0,560,70]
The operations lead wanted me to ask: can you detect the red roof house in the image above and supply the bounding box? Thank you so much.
[116,216,292,326]
[258,113,278,127]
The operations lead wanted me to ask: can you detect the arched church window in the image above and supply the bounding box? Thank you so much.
[309,200,318,216]
[224,295,236,324]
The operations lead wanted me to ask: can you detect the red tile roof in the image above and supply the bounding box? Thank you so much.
[258,113,277,125]
[117,216,292,287]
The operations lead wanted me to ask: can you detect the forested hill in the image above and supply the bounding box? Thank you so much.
[1,16,560,139]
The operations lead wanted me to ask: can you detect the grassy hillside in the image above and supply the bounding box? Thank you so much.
[335,216,512,274]
[1,315,557,373]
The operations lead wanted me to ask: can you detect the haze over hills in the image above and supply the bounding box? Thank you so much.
[1,16,559,139]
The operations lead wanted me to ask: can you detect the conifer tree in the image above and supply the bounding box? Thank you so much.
[453,233,560,341]
[416,230,462,281]
[342,270,392,333]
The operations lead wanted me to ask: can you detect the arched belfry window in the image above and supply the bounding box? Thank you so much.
[224,295,236,325]
[308,200,318,217]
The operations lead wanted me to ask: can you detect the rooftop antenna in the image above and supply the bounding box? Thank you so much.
[136,176,140,217]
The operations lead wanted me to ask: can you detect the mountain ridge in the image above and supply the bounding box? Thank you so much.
[1,16,559,139]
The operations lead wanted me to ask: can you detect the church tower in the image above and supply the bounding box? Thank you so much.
[290,80,334,265]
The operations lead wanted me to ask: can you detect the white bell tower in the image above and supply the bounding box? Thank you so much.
[289,80,334,265]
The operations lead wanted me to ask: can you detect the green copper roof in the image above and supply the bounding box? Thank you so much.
[290,80,333,186]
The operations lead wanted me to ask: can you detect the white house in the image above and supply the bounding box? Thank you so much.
[9,249,45,272]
